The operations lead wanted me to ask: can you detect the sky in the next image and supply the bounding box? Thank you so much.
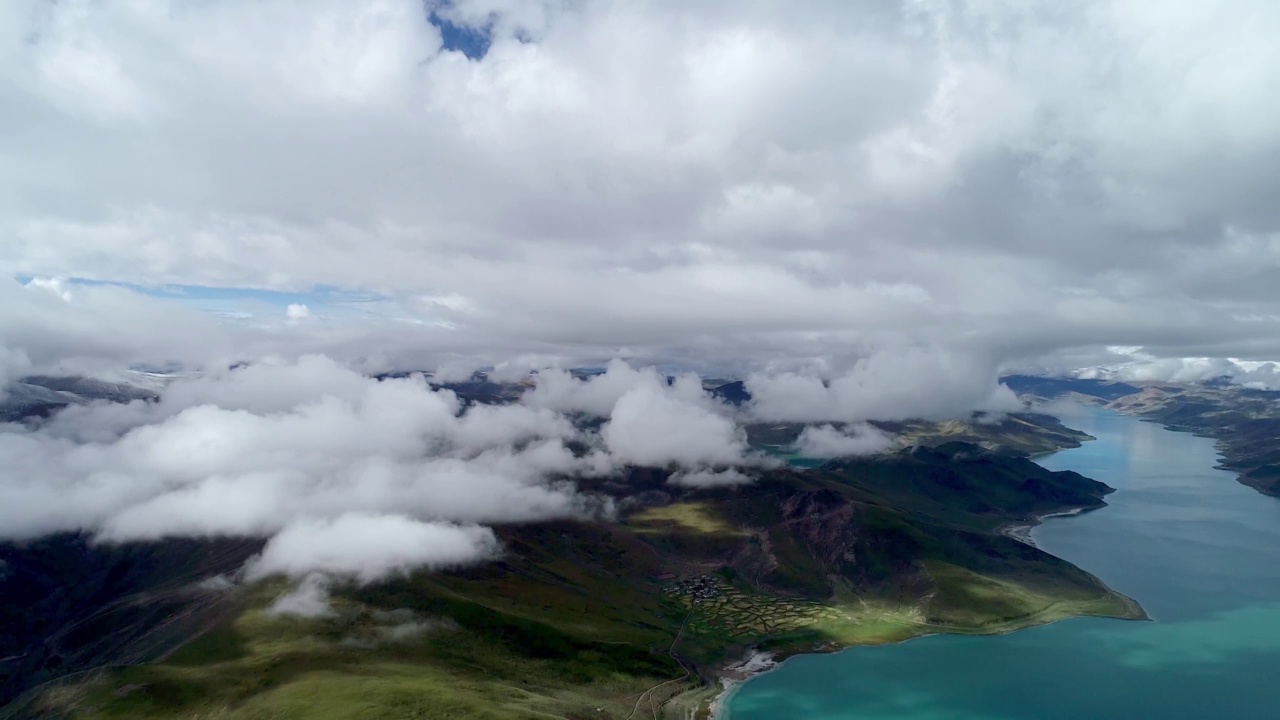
[1,0,1279,586]
[2,0,1279,383]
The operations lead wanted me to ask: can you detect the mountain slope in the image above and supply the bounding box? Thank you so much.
[23,446,1142,720]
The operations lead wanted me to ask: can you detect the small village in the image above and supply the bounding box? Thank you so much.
[662,574,843,637]
[662,574,725,604]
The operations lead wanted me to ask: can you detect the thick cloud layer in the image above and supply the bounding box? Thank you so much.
[1,0,1278,381]
[745,346,1021,422]
[0,357,607,578]
[0,356,808,582]
[2,2,1279,588]
[524,361,661,417]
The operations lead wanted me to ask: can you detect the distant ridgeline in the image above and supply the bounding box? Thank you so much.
[0,376,158,423]
[998,374,1142,401]
[1001,373,1280,497]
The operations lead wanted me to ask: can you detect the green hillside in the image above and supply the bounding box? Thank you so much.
[27,444,1143,720]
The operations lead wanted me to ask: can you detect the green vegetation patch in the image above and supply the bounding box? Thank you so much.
[629,502,744,536]
[53,598,683,720]
[664,575,841,638]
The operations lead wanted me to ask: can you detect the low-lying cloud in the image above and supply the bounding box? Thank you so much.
[0,356,601,582]
[1074,356,1280,390]
[795,424,895,458]
[600,376,758,469]
[267,573,335,618]
[247,514,501,584]
[746,346,1022,423]
[668,468,753,488]
[0,353,1028,584]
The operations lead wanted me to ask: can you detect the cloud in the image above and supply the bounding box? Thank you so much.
[795,424,894,458]
[523,360,656,417]
[267,573,335,618]
[374,617,441,643]
[0,0,1277,381]
[600,375,757,470]
[3,0,1280,585]
[246,514,500,584]
[0,278,231,378]
[0,355,940,583]
[9,352,1017,585]
[522,361,773,471]
[668,468,753,488]
[1074,355,1280,390]
[0,347,31,401]
[0,356,602,580]
[745,346,1021,423]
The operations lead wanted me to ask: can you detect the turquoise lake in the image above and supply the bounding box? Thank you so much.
[727,406,1280,719]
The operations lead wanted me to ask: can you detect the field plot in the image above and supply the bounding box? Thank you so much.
[663,576,843,637]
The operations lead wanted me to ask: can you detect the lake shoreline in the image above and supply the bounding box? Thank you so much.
[702,500,1148,720]
[717,405,1280,719]
[704,598,1147,720]
[707,418,1146,719]
[996,505,1090,548]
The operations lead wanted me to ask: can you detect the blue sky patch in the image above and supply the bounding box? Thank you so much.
[428,3,494,60]
[17,275,391,323]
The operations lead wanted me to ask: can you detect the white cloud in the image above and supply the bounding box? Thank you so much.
[24,277,73,302]
[795,424,894,458]
[600,376,756,470]
[521,360,770,470]
[246,514,500,584]
[0,278,231,378]
[746,346,1021,423]
[1071,355,1280,390]
[3,0,1280,583]
[668,468,752,488]
[0,0,1276,379]
[0,357,602,580]
[267,572,335,618]
[524,360,655,417]
[0,347,31,401]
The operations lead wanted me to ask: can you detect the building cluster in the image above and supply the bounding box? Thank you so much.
[662,575,724,604]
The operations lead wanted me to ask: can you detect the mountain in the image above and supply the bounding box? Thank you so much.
[746,412,1094,460]
[0,383,86,423]
[995,375,1280,498]
[0,535,262,709]
[0,375,160,423]
[999,374,1141,401]
[18,443,1142,720]
[1,372,1152,719]
[1106,384,1280,496]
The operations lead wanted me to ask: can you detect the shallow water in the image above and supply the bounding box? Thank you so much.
[728,406,1280,719]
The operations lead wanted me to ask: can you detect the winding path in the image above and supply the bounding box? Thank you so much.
[625,612,693,720]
